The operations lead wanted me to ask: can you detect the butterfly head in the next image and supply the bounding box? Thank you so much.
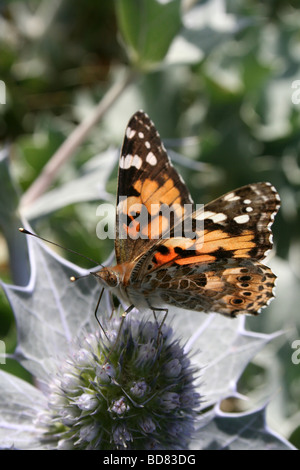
[95,267,120,288]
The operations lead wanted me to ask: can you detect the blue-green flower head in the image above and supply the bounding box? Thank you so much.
[42,316,201,450]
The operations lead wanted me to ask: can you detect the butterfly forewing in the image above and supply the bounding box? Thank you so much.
[115,111,193,265]
[200,182,281,261]
[128,180,280,316]
[130,183,280,271]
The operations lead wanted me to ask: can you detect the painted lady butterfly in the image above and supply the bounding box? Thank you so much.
[95,111,280,319]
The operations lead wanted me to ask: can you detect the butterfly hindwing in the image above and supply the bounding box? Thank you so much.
[132,258,276,317]
[199,182,281,261]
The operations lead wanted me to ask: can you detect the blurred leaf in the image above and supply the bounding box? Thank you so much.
[0,147,29,286]
[0,147,19,221]
[165,0,250,66]
[115,0,181,69]
[22,148,118,220]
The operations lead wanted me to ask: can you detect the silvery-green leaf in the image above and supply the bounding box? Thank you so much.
[193,406,295,450]
[2,234,102,383]
[0,370,48,450]
[245,257,300,440]
[0,147,29,285]
[171,309,276,407]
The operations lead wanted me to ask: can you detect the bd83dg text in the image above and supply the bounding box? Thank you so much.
[148,455,196,465]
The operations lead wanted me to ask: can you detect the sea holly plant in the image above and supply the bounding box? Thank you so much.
[0,156,293,450]
[0,235,294,450]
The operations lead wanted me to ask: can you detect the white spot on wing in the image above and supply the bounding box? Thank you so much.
[234,214,250,224]
[224,192,240,202]
[195,210,215,221]
[132,154,142,169]
[126,127,136,139]
[119,155,127,169]
[120,154,142,169]
[210,213,227,223]
[195,211,227,223]
[146,152,157,166]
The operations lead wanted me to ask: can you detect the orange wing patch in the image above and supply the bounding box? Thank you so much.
[148,229,257,269]
[119,177,187,240]
[195,229,256,259]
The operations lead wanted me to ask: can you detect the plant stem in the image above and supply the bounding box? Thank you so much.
[20,69,137,209]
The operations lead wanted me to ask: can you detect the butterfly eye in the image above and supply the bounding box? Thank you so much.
[96,269,119,288]
[108,273,119,287]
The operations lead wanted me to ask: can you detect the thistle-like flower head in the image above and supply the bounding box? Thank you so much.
[42,316,201,450]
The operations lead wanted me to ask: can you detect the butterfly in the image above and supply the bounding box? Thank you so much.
[95,110,280,319]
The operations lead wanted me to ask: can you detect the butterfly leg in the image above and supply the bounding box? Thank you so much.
[108,291,115,320]
[94,287,110,341]
[114,304,134,347]
[148,304,169,345]
[103,304,134,365]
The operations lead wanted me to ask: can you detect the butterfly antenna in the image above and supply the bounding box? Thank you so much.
[70,274,92,282]
[19,227,104,268]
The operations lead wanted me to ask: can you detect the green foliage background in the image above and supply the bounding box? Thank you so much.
[0,0,299,448]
